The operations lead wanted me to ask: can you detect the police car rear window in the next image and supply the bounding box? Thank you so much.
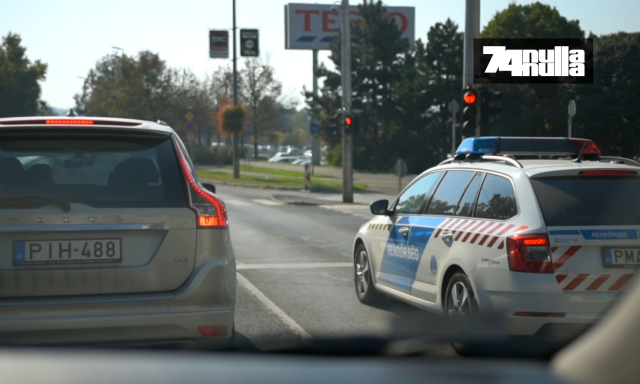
[530,176,640,226]
[0,132,187,208]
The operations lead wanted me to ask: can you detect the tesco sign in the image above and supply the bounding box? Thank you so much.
[285,3,415,50]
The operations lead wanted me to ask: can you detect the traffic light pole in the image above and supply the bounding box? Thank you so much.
[463,0,481,137]
[341,0,353,203]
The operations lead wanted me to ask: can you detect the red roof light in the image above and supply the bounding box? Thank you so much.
[46,119,94,125]
[569,138,601,156]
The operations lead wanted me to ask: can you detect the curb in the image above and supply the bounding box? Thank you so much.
[200,179,305,191]
[269,195,319,206]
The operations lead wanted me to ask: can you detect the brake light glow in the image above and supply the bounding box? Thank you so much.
[569,138,601,156]
[199,215,220,227]
[173,140,228,229]
[198,325,228,337]
[46,119,94,125]
[523,238,547,246]
[579,170,637,175]
[507,234,552,273]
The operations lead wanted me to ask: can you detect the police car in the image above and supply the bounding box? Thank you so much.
[353,136,640,343]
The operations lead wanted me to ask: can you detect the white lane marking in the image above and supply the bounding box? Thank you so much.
[237,262,352,270]
[236,273,311,340]
[225,200,251,207]
[254,199,284,206]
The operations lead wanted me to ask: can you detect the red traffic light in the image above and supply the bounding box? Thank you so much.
[463,92,477,104]
[345,116,352,126]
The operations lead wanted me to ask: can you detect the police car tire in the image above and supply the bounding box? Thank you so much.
[354,244,385,306]
[444,272,476,355]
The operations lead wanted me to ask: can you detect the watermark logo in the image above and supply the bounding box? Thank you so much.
[474,39,593,84]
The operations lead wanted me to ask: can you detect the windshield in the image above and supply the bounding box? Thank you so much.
[1,0,638,370]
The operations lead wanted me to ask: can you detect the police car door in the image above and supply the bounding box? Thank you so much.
[411,171,478,303]
[375,172,443,293]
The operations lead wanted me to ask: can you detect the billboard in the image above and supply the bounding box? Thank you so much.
[285,3,415,50]
[210,30,229,59]
[240,29,260,57]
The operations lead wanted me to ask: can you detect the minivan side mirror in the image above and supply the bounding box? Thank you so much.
[370,199,390,216]
[202,183,216,194]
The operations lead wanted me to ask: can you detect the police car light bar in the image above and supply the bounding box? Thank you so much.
[455,137,601,157]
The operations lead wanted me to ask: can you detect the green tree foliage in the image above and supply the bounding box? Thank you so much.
[219,105,247,135]
[75,51,214,141]
[424,19,464,155]
[572,32,640,158]
[0,33,48,118]
[482,2,584,137]
[307,3,467,172]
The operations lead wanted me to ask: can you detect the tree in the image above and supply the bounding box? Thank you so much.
[482,2,584,137]
[423,19,464,156]
[239,58,283,158]
[306,0,415,170]
[572,32,640,157]
[75,51,215,144]
[0,33,48,118]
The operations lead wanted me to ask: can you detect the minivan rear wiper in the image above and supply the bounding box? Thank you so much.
[0,195,71,212]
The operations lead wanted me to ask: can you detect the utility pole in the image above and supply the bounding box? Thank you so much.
[568,100,576,137]
[462,0,481,136]
[341,0,353,203]
[232,0,240,179]
[312,50,321,170]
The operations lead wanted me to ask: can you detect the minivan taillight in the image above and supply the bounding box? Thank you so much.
[506,234,552,273]
[173,141,228,229]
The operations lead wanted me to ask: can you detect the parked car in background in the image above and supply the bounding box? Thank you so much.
[284,149,303,156]
[272,157,299,163]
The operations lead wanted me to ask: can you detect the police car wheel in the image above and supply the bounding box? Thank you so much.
[445,272,475,317]
[444,272,476,355]
[354,244,384,305]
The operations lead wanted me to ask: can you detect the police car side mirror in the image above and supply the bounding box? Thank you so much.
[370,199,390,216]
[202,183,216,194]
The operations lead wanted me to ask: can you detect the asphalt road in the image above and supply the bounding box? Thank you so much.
[215,185,458,356]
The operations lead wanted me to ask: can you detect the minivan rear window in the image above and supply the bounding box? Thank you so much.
[0,132,187,208]
[530,176,640,226]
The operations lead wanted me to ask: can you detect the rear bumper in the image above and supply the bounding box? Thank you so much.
[0,259,236,347]
[0,309,234,348]
[470,268,619,339]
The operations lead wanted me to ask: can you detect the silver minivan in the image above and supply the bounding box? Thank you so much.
[0,115,236,349]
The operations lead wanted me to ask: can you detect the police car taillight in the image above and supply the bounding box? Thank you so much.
[173,141,228,229]
[569,138,601,156]
[507,234,552,273]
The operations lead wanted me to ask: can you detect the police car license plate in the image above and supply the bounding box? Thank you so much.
[13,239,122,265]
[603,248,640,268]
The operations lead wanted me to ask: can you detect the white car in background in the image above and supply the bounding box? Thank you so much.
[353,136,640,352]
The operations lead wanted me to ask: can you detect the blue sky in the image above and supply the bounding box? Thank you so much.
[2,0,639,109]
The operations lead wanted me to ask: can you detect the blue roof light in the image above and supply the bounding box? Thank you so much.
[455,137,584,157]
[456,137,500,156]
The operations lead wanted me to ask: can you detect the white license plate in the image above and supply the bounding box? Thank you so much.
[14,239,122,265]
[604,248,640,268]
